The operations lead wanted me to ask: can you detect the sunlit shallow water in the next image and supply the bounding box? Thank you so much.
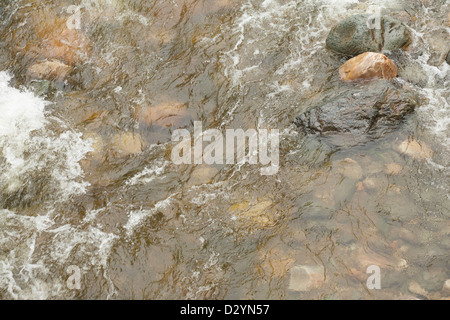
[0,0,449,299]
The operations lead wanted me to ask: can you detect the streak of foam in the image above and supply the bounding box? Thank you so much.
[124,195,175,236]
[399,18,450,158]
[0,207,119,299]
[125,159,170,186]
[0,71,119,299]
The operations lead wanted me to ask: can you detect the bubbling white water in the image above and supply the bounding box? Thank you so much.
[0,72,119,299]
[0,71,92,203]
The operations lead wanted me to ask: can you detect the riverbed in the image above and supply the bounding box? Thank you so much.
[0,0,449,299]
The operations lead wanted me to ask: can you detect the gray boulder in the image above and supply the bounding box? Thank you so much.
[326,14,412,56]
[294,80,420,141]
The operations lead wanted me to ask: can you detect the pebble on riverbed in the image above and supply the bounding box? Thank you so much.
[337,158,363,180]
[443,280,450,296]
[398,139,433,160]
[187,165,219,186]
[294,80,419,142]
[288,265,325,292]
[385,163,403,175]
[136,101,189,128]
[408,281,429,298]
[110,132,146,156]
[228,198,276,228]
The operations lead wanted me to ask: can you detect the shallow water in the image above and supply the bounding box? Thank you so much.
[0,0,449,299]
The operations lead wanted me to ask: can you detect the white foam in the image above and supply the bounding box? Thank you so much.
[125,159,169,186]
[0,71,92,201]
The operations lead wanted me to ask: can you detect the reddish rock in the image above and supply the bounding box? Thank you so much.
[18,10,91,66]
[339,52,397,82]
[36,22,91,65]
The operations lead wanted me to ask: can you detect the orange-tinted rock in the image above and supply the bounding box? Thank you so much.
[339,52,397,81]
[37,24,90,66]
[20,10,90,66]
[27,59,72,81]
[137,102,188,127]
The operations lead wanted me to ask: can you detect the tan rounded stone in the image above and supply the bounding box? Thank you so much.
[27,59,72,81]
[409,281,428,297]
[443,279,450,296]
[385,163,403,175]
[338,158,363,180]
[398,139,433,160]
[288,265,325,292]
[188,165,219,186]
[111,132,145,156]
[137,102,188,128]
[228,198,275,228]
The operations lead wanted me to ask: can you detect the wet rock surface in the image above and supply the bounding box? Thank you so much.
[294,80,420,142]
[326,14,412,56]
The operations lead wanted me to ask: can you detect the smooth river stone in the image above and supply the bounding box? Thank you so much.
[326,14,412,56]
[339,52,397,81]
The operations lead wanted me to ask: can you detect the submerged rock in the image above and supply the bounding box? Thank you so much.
[385,163,403,175]
[228,198,276,228]
[337,158,363,180]
[11,9,91,66]
[398,139,433,160]
[27,59,72,81]
[339,52,397,81]
[136,101,189,128]
[294,80,419,141]
[409,281,429,298]
[187,165,219,186]
[443,279,450,296]
[111,132,145,156]
[326,14,412,56]
[288,265,325,292]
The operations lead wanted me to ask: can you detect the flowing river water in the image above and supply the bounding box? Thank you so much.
[0,0,449,299]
